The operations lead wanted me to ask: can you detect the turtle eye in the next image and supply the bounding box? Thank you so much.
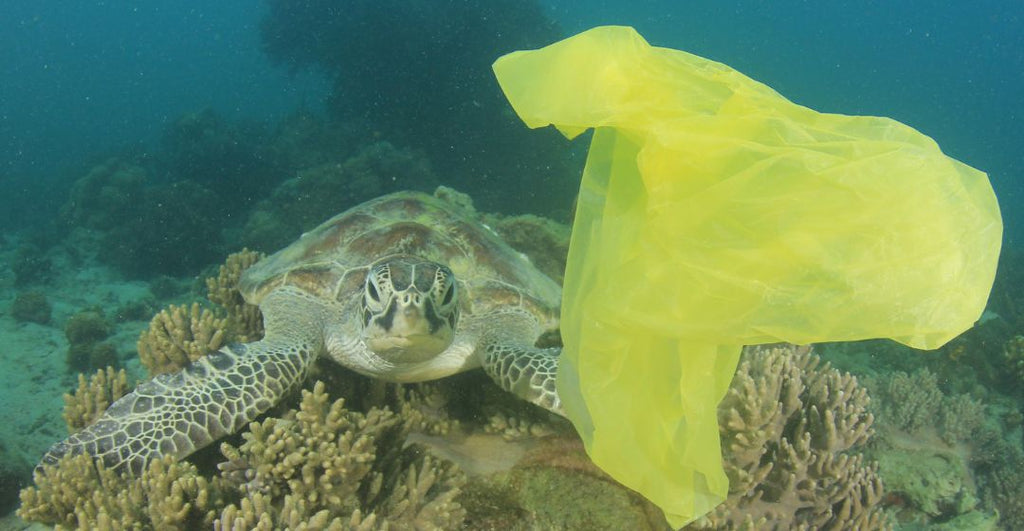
[366,280,380,302]
[442,283,455,306]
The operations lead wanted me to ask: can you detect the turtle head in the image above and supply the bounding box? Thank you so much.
[361,255,459,361]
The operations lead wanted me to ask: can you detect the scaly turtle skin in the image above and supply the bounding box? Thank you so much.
[42,191,564,473]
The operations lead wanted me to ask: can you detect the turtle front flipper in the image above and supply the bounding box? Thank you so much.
[40,287,325,474]
[481,339,564,416]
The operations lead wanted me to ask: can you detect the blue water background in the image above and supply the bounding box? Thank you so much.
[1,0,1021,243]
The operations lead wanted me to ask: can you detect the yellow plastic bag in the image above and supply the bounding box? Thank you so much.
[493,26,1001,527]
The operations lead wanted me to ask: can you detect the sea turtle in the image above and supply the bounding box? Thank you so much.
[42,190,565,473]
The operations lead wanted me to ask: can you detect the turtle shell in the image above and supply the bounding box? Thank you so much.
[238,191,561,329]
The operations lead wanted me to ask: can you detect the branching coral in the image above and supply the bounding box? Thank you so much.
[206,248,265,342]
[215,381,466,529]
[135,250,264,377]
[880,368,943,433]
[978,445,1024,530]
[864,365,997,524]
[18,454,227,529]
[874,367,987,447]
[693,345,887,530]
[137,302,227,376]
[23,381,466,530]
[62,367,130,433]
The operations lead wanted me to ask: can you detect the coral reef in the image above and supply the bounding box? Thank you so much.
[265,111,355,173]
[241,142,437,251]
[880,368,944,433]
[461,436,669,530]
[21,382,465,530]
[64,310,111,346]
[990,248,1024,333]
[693,345,887,530]
[215,382,465,529]
[873,367,988,446]
[0,447,26,517]
[866,366,999,525]
[1004,334,1024,381]
[10,290,51,324]
[137,303,227,376]
[19,206,901,529]
[18,454,228,529]
[59,157,148,231]
[62,367,131,434]
[205,248,266,342]
[64,309,117,372]
[978,445,1024,530]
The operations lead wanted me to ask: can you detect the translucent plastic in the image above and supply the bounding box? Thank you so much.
[493,26,1001,527]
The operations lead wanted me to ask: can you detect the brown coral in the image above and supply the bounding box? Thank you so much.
[18,454,226,529]
[137,302,227,376]
[206,248,265,342]
[214,381,466,529]
[692,345,887,530]
[62,367,130,433]
[881,368,943,433]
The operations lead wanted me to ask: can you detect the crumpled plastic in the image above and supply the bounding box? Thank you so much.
[493,26,1002,527]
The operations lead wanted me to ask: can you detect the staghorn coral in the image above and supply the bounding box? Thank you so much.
[205,248,265,342]
[134,250,264,378]
[485,411,557,441]
[21,381,466,530]
[214,381,466,529]
[939,393,986,446]
[873,367,988,447]
[62,367,130,433]
[18,454,227,530]
[979,445,1024,530]
[692,345,887,530]
[865,366,996,524]
[392,382,459,438]
[880,368,944,433]
[137,302,227,376]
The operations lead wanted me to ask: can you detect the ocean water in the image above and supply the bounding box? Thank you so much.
[1,1,1021,528]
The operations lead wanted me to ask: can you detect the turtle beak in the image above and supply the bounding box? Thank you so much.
[393,295,429,335]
